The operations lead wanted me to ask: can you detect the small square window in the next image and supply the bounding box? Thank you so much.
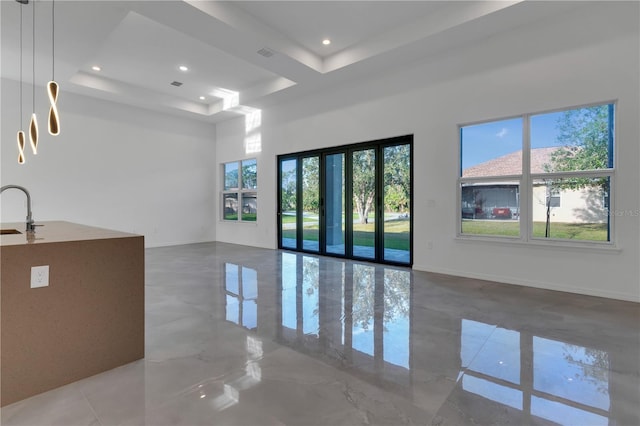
[222,159,258,222]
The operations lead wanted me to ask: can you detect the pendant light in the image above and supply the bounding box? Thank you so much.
[28,0,38,155]
[17,2,26,164]
[47,0,59,135]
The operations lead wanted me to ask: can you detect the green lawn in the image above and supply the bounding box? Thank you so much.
[281,214,317,224]
[461,220,608,241]
[282,219,410,250]
[282,212,399,224]
[225,213,257,221]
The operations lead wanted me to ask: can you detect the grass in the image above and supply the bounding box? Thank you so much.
[282,212,400,224]
[281,214,317,224]
[461,220,608,241]
[282,219,410,250]
[225,213,257,221]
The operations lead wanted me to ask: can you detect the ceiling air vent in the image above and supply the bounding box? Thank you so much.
[257,47,274,58]
[170,81,183,87]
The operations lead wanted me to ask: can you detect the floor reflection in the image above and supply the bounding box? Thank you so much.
[224,263,258,331]
[459,319,610,424]
[277,253,411,386]
[217,248,636,425]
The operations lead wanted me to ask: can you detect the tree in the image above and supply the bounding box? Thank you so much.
[302,157,320,214]
[383,145,410,213]
[241,160,257,189]
[352,150,376,224]
[546,105,611,188]
[225,168,238,189]
[543,104,612,237]
[384,185,409,213]
[281,168,296,212]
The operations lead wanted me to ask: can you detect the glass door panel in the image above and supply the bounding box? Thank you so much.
[383,144,411,264]
[302,156,320,251]
[325,153,345,255]
[278,136,412,266]
[280,158,297,249]
[351,149,376,259]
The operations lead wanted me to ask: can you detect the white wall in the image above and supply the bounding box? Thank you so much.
[1,79,216,247]
[216,3,640,301]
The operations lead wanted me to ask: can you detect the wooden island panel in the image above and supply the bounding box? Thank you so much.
[1,221,144,406]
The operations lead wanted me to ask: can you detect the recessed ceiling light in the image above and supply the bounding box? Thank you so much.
[199,96,205,100]
[179,65,189,72]
[322,39,331,46]
[91,65,101,71]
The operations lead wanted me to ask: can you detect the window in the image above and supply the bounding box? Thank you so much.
[222,159,257,222]
[460,117,523,237]
[460,102,614,243]
[546,189,561,208]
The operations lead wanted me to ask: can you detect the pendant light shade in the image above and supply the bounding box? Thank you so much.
[47,81,59,135]
[14,0,61,164]
[48,0,60,136]
[17,0,26,164]
[29,113,38,154]
[17,131,26,164]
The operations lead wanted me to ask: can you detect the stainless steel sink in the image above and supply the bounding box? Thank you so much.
[0,229,22,235]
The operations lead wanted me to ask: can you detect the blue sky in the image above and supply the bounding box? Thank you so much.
[461,111,564,170]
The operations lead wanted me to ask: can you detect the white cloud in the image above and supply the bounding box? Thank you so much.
[496,128,508,138]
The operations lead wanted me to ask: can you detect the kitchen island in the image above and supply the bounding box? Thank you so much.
[0,221,144,406]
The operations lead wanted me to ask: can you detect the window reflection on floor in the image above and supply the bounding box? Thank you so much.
[224,263,258,331]
[382,269,410,369]
[460,319,610,423]
[278,254,411,385]
[464,322,520,385]
[281,253,297,331]
[533,336,609,411]
[352,264,375,357]
[222,252,617,425]
[462,375,523,410]
[302,257,319,336]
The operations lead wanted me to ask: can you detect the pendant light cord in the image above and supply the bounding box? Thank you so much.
[32,0,35,111]
[52,0,55,80]
[19,3,23,128]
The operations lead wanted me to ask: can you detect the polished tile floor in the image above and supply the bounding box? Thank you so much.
[2,242,639,425]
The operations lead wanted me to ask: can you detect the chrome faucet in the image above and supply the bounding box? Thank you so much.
[0,185,36,232]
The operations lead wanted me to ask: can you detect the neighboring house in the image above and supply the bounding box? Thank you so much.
[462,147,608,223]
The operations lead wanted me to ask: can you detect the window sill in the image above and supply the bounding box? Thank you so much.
[219,220,259,225]
[455,235,621,254]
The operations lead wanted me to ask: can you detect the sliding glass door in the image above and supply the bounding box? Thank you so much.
[351,148,377,260]
[278,136,412,266]
[302,156,320,252]
[325,153,345,255]
[383,144,411,264]
[280,158,297,249]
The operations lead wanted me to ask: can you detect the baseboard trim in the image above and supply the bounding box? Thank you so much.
[412,264,639,303]
[146,238,214,249]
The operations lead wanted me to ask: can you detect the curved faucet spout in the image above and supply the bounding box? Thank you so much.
[0,185,35,232]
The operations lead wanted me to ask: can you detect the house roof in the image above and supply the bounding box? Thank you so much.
[463,147,558,177]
